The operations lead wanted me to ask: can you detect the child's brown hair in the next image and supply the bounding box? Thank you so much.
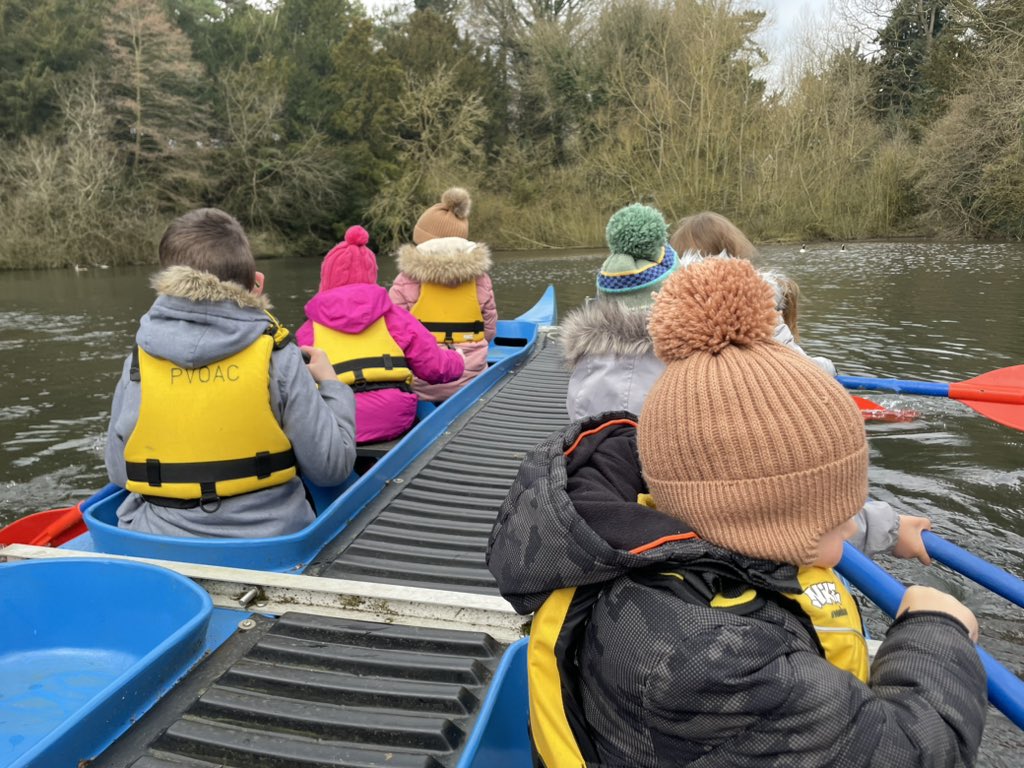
[669,211,757,260]
[158,208,255,290]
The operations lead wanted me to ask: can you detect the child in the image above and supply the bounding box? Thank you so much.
[670,209,836,375]
[669,209,758,259]
[488,258,985,767]
[296,225,464,443]
[389,187,497,402]
[104,208,357,538]
[561,203,679,421]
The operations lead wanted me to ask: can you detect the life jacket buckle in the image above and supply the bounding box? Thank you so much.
[199,482,221,513]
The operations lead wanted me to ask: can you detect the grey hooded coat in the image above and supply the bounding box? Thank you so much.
[105,266,357,538]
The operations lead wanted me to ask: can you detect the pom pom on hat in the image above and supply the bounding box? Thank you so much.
[596,203,678,308]
[606,203,668,262]
[414,187,472,245]
[319,225,378,291]
[638,256,868,567]
[648,257,778,361]
[344,225,369,247]
[441,187,471,221]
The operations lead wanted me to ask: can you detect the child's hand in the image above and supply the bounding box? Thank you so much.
[897,585,979,643]
[891,515,932,564]
[300,346,335,383]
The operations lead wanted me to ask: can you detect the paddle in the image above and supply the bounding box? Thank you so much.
[838,365,1024,431]
[923,531,1024,610]
[0,505,86,547]
[851,395,918,424]
[837,542,1024,730]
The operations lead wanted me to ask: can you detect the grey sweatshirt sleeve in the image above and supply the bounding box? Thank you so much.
[270,344,356,486]
[773,320,837,376]
[848,499,901,558]
[104,354,134,487]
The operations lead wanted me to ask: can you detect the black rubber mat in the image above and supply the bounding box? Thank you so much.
[92,613,507,768]
[308,333,570,594]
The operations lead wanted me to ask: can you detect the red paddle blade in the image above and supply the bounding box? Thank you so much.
[852,395,919,423]
[0,505,86,547]
[951,365,1024,431]
[957,400,1024,432]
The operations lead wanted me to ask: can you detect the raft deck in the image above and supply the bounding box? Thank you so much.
[85,331,570,767]
[308,332,569,592]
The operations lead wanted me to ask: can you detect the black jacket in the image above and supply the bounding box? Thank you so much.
[487,414,987,767]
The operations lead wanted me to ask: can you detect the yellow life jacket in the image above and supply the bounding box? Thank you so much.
[411,280,485,345]
[311,318,412,392]
[780,566,870,683]
[123,323,296,511]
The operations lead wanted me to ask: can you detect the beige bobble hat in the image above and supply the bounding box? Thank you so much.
[637,257,868,566]
[413,187,471,245]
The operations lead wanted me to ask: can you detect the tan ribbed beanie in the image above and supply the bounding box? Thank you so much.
[637,258,868,565]
[413,187,471,245]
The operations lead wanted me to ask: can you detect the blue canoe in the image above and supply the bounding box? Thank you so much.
[68,286,556,573]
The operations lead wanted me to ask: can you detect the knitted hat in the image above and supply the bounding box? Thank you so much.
[637,258,867,566]
[319,226,378,291]
[596,204,679,309]
[413,187,471,245]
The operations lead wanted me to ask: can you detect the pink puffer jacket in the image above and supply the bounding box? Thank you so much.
[297,283,464,442]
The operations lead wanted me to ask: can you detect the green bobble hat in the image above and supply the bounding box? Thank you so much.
[596,203,679,308]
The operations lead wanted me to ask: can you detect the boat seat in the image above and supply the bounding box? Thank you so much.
[356,439,399,460]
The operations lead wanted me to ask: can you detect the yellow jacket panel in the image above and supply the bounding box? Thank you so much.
[312,318,412,391]
[411,280,485,344]
[124,332,296,506]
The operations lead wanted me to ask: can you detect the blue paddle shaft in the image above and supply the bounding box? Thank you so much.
[836,375,951,397]
[924,531,1024,610]
[837,543,1024,730]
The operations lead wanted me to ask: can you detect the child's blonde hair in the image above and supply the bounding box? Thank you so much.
[669,211,757,260]
[776,275,800,342]
[159,208,255,290]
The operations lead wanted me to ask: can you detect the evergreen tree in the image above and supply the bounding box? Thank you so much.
[870,0,955,129]
[103,0,209,173]
[0,0,110,137]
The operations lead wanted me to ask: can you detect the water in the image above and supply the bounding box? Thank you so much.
[1,241,1022,763]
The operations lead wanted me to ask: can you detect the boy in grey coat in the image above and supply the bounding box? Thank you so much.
[105,208,356,537]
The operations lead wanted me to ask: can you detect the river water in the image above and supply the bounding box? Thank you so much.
[1,241,1022,763]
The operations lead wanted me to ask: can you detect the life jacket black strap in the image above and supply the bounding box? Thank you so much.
[332,355,410,376]
[126,449,296,487]
[129,345,141,382]
[349,381,413,394]
[422,320,484,344]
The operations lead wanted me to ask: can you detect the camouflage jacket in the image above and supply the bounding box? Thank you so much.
[487,414,986,767]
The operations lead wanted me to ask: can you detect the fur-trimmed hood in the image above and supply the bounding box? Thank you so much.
[151,265,271,310]
[138,265,275,369]
[560,298,653,368]
[395,237,491,286]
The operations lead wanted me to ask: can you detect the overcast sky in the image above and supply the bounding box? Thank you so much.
[363,0,872,87]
